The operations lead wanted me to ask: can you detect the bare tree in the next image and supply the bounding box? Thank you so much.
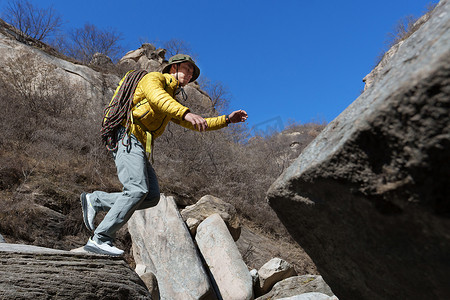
[2,0,63,41]
[63,23,124,63]
[162,39,193,57]
[386,15,418,47]
[198,77,230,114]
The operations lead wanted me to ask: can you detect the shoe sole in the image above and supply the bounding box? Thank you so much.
[84,243,123,257]
[80,193,94,232]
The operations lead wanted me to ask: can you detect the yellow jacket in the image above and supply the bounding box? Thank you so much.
[129,72,228,148]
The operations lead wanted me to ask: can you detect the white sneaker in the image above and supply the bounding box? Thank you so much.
[81,192,96,231]
[83,238,124,256]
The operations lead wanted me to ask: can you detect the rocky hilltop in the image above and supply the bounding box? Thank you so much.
[1,0,447,298]
[0,16,324,300]
[268,0,450,299]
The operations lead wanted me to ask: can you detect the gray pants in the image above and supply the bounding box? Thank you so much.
[89,127,160,244]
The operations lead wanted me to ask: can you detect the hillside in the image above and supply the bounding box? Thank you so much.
[1,0,448,298]
[0,17,323,273]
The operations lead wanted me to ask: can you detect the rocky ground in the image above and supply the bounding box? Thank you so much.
[1,195,334,300]
[1,0,447,298]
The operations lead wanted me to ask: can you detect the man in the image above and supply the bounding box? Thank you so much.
[81,54,248,256]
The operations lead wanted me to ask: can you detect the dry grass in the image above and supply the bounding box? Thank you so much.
[154,118,325,236]
[0,53,119,246]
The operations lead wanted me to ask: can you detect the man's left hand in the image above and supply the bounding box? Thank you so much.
[229,110,248,123]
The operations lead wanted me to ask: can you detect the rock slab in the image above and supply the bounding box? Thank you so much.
[267,1,450,299]
[196,213,253,300]
[0,243,151,299]
[128,194,216,300]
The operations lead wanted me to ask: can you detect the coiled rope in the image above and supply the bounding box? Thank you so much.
[101,70,148,151]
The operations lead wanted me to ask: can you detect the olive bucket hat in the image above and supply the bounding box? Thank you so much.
[162,54,200,82]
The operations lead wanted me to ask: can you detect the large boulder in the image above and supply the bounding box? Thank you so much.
[196,213,254,300]
[267,1,450,299]
[181,195,241,241]
[117,43,165,72]
[0,243,151,299]
[128,194,216,300]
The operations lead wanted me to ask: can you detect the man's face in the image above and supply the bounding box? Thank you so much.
[171,62,194,86]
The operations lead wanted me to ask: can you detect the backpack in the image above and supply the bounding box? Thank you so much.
[101,69,148,151]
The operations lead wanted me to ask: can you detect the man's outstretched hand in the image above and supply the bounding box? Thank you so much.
[229,110,248,123]
[184,110,248,132]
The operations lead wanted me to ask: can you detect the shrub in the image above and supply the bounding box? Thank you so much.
[153,114,325,235]
[60,23,124,64]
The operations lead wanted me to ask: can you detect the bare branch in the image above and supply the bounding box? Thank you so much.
[63,23,124,63]
[162,39,193,57]
[198,77,231,114]
[3,0,63,41]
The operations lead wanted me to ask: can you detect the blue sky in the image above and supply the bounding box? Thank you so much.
[3,0,437,132]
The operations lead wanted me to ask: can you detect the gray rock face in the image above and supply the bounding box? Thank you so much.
[0,24,119,108]
[196,213,254,300]
[128,194,216,300]
[267,1,450,299]
[0,243,151,299]
[181,195,241,241]
[256,275,334,300]
[0,19,119,114]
